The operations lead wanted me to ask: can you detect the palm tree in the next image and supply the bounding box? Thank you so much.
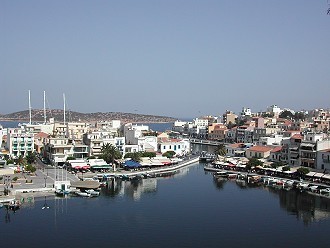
[100,144,122,171]
[215,144,226,160]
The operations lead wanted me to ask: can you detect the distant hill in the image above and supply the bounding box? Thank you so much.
[0,109,176,123]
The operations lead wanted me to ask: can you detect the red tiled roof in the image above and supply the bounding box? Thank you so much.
[291,134,303,139]
[35,132,49,138]
[229,143,244,148]
[248,146,273,152]
[270,146,282,153]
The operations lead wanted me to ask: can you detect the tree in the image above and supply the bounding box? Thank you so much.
[297,167,310,176]
[293,112,306,121]
[130,152,142,163]
[141,152,156,158]
[15,155,27,167]
[279,110,293,119]
[246,158,263,171]
[162,151,175,158]
[215,144,226,157]
[271,161,284,169]
[25,164,36,173]
[100,143,122,164]
[282,166,290,171]
[25,152,36,164]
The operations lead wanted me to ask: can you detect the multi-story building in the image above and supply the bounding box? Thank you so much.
[241,107,252,117]
[236,126,254,143]
[172,120,187,133]
[225,143,249,157]
[222,110,237,126]
[269,146,282,162]
[208,124,227,141]
[44,137,74,166]
[66,122,90,140]
[225,127,237,143]
[157,138,190,156]
[83,131,113,157]
[299,132,330,168]
[317,149,330,171]
[6,128,34,158]
[267,104,281,118]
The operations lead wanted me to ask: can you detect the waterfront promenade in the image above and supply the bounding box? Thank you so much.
[0,156,199,203]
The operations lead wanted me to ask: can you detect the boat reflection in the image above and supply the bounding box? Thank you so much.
[212,173,330,225]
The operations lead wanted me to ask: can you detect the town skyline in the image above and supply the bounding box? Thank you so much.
[2,1,330,117]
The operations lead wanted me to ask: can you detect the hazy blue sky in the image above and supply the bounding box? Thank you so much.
[1,0,330,119]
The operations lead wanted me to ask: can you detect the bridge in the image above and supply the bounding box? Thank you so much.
[190,139,225,146]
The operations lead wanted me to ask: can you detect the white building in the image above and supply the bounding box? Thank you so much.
[241,107,252,117]
[157,138,190,156]
[258,134,285,146]
[44,137,74,166]
[7,128,34,158]
[268,105,281,117]
[66,122,90,140]
[317,149,330,171]
[20,123,54,135]
[172,120,187,133]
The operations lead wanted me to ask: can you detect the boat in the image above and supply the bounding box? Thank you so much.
[55,189,70,196]
[75,191,91,197]
[85,189,100,197]
[8,199,20,211]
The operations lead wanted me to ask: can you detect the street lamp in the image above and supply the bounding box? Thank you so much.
[44,167,48,187]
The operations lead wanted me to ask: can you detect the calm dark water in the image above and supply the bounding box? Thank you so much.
[1,163,330,248]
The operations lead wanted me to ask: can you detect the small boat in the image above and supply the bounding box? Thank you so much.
[55,189,70,196]
[8,199,20,211]
[85,189,100,197]
[75,191,91,197]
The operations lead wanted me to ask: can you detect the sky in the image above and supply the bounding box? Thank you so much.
[1,0,330,119]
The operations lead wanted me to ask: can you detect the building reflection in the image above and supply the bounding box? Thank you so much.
[271,188,330,225]
[213,177,330,225]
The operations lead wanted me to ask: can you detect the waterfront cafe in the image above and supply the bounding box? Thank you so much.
[123,160,141,170]
[305,172,330,184]
[67,159,90,171]
[88,159,111,172]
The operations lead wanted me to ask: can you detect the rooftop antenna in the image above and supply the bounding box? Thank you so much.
[63,93,66,125]
[28,90,32,124]
[43,90,47,124]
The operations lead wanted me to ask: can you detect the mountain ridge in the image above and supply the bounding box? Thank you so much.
[0,109,176,123]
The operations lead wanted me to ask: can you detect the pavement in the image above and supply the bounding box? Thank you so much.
[0,155,200,202]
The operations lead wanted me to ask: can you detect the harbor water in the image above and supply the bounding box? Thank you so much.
[1,162,330,248]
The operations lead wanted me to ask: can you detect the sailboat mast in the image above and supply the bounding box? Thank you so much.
[28,90,32,124]
[43,91,47,124]
[63,93,66,125]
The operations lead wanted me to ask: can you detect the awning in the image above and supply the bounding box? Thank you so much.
[123,160,141,168]
[91,165,111,169]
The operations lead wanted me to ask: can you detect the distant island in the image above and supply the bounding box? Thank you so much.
[0,109,177,123]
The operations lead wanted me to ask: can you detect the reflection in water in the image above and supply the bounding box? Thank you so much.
[271,188,330,225]
[212,175,330,225]
[102,165,194,201]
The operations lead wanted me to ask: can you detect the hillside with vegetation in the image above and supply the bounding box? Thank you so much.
[0,109,176,123]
